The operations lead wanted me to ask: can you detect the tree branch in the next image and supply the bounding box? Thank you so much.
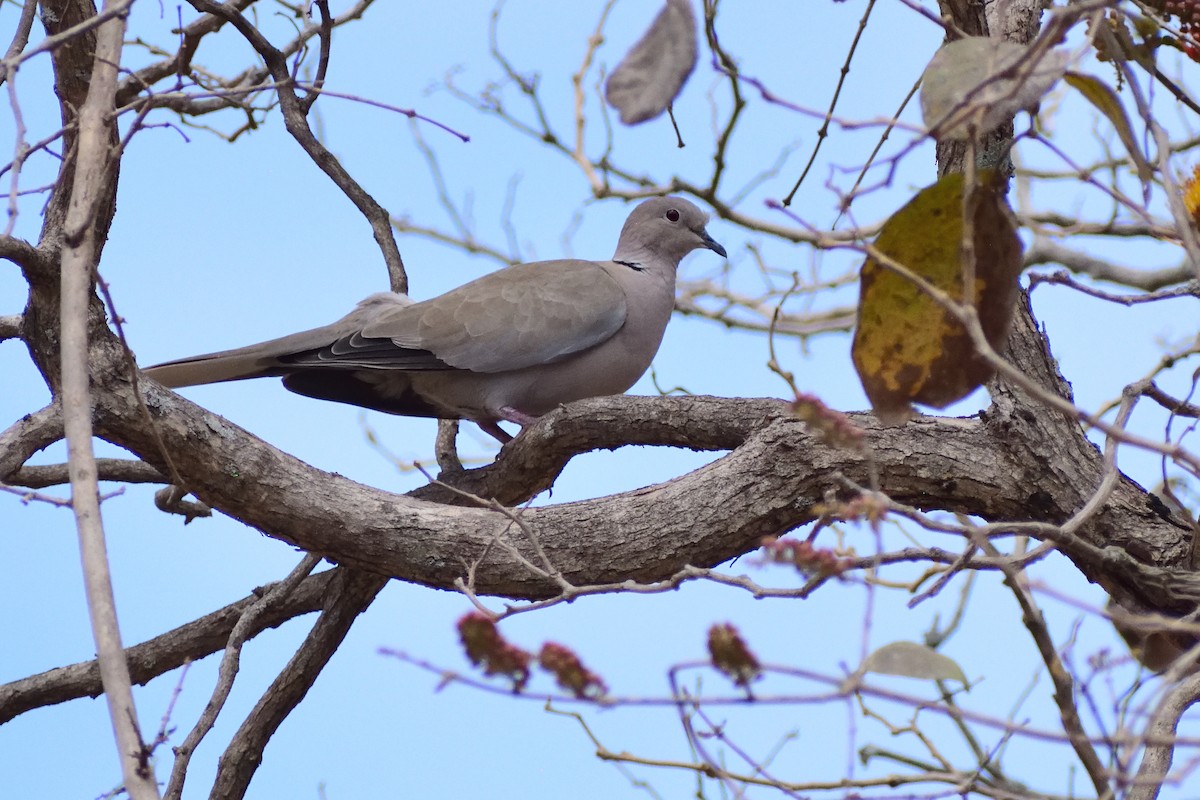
[1027,239,1194,292]
[0,570,334,724]
[208,568,388,800]
[184,0,408,294]
[0,235,49,280]
[99,372,1194,611]
[56,2,156,793]
[0,403,63,480]
[0,314,20,342]
[1127,671,1200,800]
[6,458,164,488]
[165,554,321,799]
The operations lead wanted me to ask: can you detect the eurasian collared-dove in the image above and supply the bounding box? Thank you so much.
[145,196,726,442]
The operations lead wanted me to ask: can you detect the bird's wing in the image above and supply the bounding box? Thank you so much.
[305,259,629,374]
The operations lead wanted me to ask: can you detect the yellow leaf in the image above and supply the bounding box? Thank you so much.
[1182,165,1200,232]
[851,172,1024,423]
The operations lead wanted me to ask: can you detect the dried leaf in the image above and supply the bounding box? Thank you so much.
[920,37,1068,140]
[851,172,1024,424]
[1064,72,1152,186]
[861,641,967,684]
[605,0,697,125]
[1110,599,1200,674]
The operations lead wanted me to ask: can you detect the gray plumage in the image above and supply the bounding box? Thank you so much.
[144,196,726,442]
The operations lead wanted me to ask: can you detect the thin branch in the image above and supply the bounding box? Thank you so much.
[0,570,334,724]
[781,0,876,204]
[0,0,37,87]
[1029,270,1200,305]
[1144,383,1200,420]
[207,569,388,800]
[569,0,616,194]
[977,532,1113,799]
[293,83,470,142]
[57,2,156,793]
[1026,239,1195,292]
[1127,671,1200,800]
[164,555,321,799]
[185,0,408,294]
[7,458,164,488]
[297,0,332,115]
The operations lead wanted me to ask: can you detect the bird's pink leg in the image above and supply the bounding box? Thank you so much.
[472,407,541,443]
[498,406,541,427]
[476,421,513,443]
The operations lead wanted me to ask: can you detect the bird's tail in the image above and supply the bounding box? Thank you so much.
[143,347,285,388]
[143,291,415,389]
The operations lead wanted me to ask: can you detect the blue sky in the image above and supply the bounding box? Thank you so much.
[3,1,1199,798]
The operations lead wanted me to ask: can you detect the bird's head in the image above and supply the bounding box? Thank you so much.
[613,196,727,265]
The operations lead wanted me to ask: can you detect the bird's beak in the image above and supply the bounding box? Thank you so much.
[699,228,727,258]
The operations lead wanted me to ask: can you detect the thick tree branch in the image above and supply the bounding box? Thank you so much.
[0,235,47,279]
[0,403,63,479]
[94,368,1193,610]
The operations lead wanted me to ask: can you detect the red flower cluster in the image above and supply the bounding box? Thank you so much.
[457,613,609,698]
[538,642,608,699]
[761,537,850,578]
[790,392,865,449]
[457,612,532,692]
[707,622,761,687]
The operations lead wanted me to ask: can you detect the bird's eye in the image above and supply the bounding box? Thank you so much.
[665,208,681,223]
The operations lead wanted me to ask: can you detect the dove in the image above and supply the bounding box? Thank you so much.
[144,196,726,442]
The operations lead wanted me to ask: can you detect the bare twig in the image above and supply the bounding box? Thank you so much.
[0,571,334,725]
[164,554,321,799]
[186,0,409,294]
[0,0,37,87]
[782,0,877,204]
[976,531,1113,799]
[1026,239,1195,292]
[1127,671,1200,800]
[208,568,388,800]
